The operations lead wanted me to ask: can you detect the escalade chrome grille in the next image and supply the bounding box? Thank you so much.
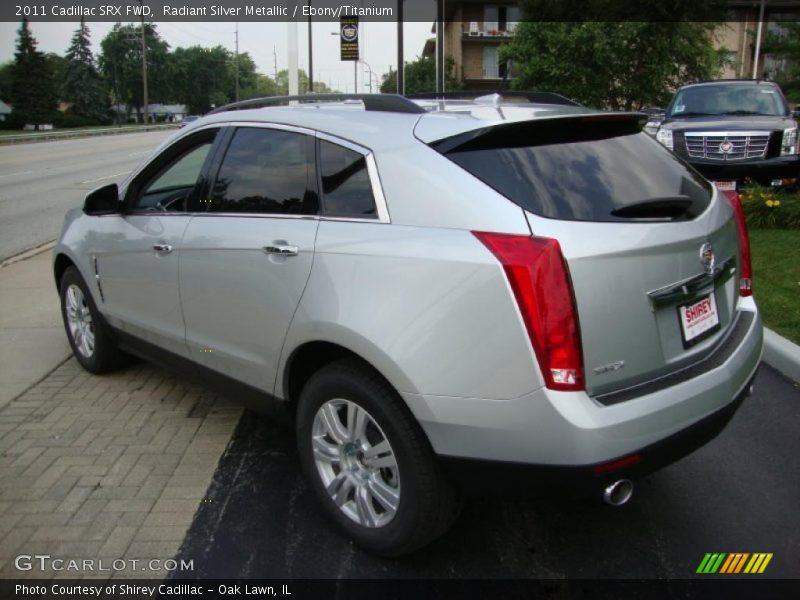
[684,131,770,161]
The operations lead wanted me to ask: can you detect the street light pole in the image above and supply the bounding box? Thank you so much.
[307,1,313,93]
[360,60,376,93]
[235,22,239,101]
[137,1,148,124]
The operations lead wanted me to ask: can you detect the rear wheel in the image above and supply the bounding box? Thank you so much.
[59,265,128,374]
[296,358,461,556]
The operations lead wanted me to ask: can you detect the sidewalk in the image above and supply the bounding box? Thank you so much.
[0,248,242,580]
[0,244,70,411]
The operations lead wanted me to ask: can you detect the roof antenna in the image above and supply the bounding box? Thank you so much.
[497,59,513,95]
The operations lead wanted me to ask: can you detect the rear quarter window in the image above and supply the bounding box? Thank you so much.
[436,122,712,222]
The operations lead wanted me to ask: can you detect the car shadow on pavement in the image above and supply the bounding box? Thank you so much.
[171,365,800,579]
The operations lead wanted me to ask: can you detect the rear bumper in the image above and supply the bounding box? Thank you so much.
[686,154,800,185]
[403,300,762,472]
[440,370,755,495]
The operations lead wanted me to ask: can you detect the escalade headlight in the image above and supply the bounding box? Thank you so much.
[656,128,673,151]
[781,127,798,156]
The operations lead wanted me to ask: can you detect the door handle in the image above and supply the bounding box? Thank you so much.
[153,244,173,254]
[263,244,299,256]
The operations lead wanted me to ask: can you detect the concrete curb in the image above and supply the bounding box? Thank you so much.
[0,123,179,145]
[763,328,800,384]
[1,239,56,268]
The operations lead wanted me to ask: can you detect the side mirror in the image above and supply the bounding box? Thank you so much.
[83,183,121,215]
[793,108,800,119]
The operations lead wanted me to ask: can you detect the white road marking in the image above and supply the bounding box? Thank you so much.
[80,171,130,184]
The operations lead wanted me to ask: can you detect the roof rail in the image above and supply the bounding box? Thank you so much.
[206,93,426,116]
[405,91,583,107]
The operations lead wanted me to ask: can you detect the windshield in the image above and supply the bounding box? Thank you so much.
[668,84,788,117]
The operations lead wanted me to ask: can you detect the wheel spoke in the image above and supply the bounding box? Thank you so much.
[327,472,354,506]
[362,441,397,469]
[346,402,368,442]
[312,436,340,465]
[83,327,95,355]
[367,477,400,513]
[355,485,378,527]
[320,403,349,445]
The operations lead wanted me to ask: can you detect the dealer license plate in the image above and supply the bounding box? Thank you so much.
[678,293,720,348]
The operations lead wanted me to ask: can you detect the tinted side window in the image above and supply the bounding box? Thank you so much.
[319,140,377,218]
[208,127,317,215]
[132,135,215,212]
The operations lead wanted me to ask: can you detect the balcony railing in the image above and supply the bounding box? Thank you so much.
[462,22,517,38]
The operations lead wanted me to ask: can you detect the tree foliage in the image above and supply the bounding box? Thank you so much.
[763,21,800,103]
[10,18,57,124]
[98,23,171,117]
[380,56,462,95]
[273,69,333,95]
[63,18,107,122]
[503,0,726,109]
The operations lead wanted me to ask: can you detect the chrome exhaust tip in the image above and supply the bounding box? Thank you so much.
[603,479,634,506]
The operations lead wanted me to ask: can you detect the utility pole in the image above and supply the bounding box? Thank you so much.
[397,0,404,94]
[138,0,148,124]
[234,22,240,101]
[307,1,313,93]
[273,46,278,79]
[752,0,766,79]
[435,0,444,94]
[288,21,299,96]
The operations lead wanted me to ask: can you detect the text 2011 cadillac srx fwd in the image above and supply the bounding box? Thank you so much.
[54,94,763,555]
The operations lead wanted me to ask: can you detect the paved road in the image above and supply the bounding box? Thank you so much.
[0,131,173,261]
[174,364,799,579]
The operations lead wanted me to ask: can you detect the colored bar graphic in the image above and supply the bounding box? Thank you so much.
[698,552,773,574]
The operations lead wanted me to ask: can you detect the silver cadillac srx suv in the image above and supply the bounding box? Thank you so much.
[54,93,763,556]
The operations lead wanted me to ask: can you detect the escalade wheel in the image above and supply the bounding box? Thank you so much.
[296,358,461,556]
[59,266,128,374]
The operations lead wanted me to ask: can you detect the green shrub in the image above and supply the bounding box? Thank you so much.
[739,183,800,230]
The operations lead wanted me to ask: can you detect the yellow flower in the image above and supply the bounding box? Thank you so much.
[766,199,775,208]
[774,200,781,207]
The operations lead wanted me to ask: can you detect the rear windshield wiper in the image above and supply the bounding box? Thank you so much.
[611,196,694,220]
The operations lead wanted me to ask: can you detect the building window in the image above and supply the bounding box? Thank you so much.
[483,46,499,79]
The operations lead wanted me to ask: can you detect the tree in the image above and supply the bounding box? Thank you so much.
[274,69,333,95]
[502,1,725,110]
[0,61,13,101]
[63,18,107,122]
[99,23,171,119]
[764,22,800,103]
[10,18,57,125]
[380,56,461,95]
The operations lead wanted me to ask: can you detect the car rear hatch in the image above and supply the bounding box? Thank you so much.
[425,113,743,398]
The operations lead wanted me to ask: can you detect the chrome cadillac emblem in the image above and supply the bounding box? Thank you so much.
[719,141,733,153]
[700,242,715,274]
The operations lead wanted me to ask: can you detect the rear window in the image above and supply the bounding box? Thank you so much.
[435,120,712,222]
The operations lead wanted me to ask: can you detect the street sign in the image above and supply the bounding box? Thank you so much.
[340,17,359,61]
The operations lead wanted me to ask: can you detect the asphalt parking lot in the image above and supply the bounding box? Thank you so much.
[174,364,800,579]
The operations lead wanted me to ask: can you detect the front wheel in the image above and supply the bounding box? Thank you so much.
[296,359,461,556]
[59,265,128,374]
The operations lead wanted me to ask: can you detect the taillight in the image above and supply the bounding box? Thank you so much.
[717,187,753,297]
[473,232,584,391]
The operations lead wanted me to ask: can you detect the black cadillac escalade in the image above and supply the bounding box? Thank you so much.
[653,80,799,187]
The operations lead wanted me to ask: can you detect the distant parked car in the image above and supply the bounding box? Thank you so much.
[180,115,200,128]
[654,80,799,187]
[54,93,763,555]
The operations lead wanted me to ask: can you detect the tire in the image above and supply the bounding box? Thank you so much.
[296,358,461,556]
[59,265,128,374]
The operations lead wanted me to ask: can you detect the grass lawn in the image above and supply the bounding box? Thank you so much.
[749,228,800,344]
